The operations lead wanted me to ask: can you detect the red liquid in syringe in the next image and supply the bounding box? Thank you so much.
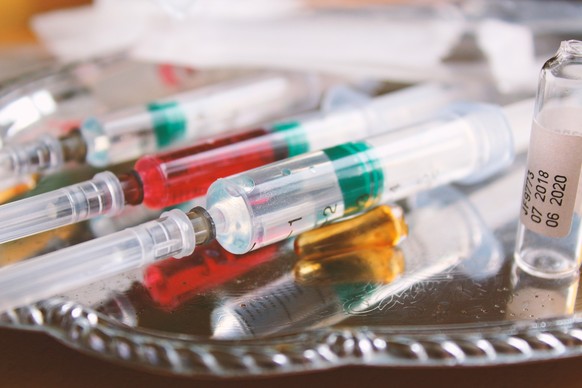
[125,127,289,208]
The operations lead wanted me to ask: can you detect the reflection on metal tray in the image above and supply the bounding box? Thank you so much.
[2,154,582,377]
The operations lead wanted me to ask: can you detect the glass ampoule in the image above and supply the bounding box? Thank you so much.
[515,40,582,279]
[506,260,579,320]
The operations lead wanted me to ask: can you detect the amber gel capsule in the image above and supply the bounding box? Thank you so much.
[293,205,408,258]
[294,246,405,285]
[293,205,407,284]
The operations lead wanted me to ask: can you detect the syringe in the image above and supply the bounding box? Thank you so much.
[0,72,322,181]
[210,159,535,339]
[0,100,524,311]
[211,184,503,339]
[0,83,459,243]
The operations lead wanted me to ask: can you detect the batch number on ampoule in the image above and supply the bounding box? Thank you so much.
[520,122,582,238]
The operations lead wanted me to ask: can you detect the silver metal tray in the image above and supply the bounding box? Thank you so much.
[2,155,582,377]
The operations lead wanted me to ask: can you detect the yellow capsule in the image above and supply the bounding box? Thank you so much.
[294,247,405,285]
[294,205,407,258]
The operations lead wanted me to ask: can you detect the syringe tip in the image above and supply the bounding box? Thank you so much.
[186,206,216,246]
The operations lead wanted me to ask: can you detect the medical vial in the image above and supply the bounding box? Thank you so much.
[293,205,407,258]
[506,261,579,320]
[515,40,582,278]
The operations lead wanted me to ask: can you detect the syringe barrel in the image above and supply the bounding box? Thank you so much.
[0,209,195,311]
[135,83,462,209]
[135,128,279,208]
[82,72,322,167]
[207,102,514,254]
[367,101,514,194]
[0,171,125,244]
[364,83,461,135]
[0,134,64,179]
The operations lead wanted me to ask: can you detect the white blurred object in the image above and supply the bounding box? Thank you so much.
[31,2,155,61]
[461,0,582,34]
[132,6,465,81]
[156,0,304,19]
[31,0,582,88]
[32,1,466,83]
[476,19,541,94]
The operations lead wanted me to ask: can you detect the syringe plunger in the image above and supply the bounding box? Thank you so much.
[0,171,125,244]
[0,209,196,311]
[0,135,64,180]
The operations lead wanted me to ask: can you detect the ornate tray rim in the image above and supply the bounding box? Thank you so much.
[2,299,582,377]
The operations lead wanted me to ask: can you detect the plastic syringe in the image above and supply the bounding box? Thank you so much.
[0,100,531,311]
[0,83,461,244]
[0,72,322,182]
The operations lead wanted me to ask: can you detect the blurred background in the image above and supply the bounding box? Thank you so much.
[0,0,90,44]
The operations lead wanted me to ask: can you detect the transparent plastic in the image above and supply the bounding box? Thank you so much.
[0,56,109,144]
[134,128,280,208]
[208,102,515,254]
[0,83,459,241]
[0,72,322,182]
[0,171,125,244]
[0,101,516,309]
[0,209,195,312]
[0,56,212,145]
[83,72,322,167]
[515,40,582,279]
[360,83,463,135]
[135,82,459,208]
[0,135,64,180]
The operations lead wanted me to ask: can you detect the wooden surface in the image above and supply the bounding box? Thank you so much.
[1,327,581,388]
